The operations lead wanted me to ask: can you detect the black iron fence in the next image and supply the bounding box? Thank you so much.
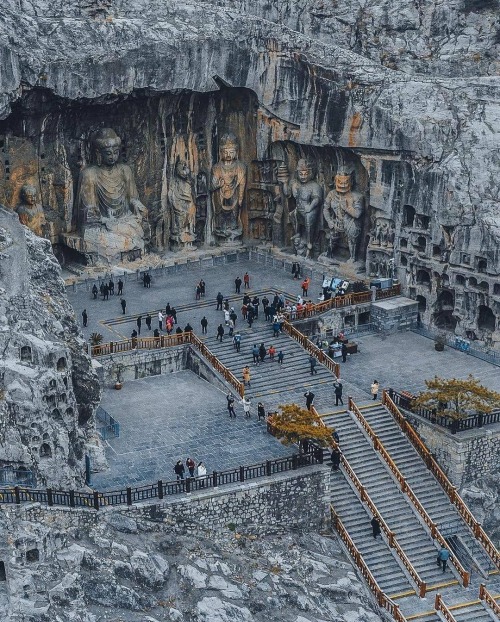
[387,389,500,434]
[0,451,322,510]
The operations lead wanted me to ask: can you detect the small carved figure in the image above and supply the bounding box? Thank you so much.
[387,224,395,248]
[279,159,323,258]
[211,133,246,243]
[16,184,48,237]
[381,223,389,247]
[168,159,196,248]
[76,128,149,259]
[323,170,364,261]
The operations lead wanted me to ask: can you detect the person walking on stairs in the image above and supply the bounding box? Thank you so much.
[371,516,381,539]
[304,390,315,410]
[277,350,284,365]
[334,381,343,406]
[309,354,318,375]
[252,344,260,365]
[330,448,341,471]
[216,324,225,342]
[437,546,450,573]
[371,380,379,400]
[242,365,251,387]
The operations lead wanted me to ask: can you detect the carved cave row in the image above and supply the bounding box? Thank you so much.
[0,86,499,344]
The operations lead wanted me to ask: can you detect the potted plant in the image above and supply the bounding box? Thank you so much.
[434,333,446,352]
[112,363,125,390]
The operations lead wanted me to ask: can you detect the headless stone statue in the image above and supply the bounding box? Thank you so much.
[211,133,246,244]
[16,184,48,238]
[324,171,364,262]
[77,128,149,261]
[279,159,323,259]
[168,159,196,249]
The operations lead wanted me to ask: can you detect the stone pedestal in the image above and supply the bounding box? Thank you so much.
[370,296,418,331]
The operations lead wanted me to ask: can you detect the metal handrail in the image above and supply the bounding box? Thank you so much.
[382,390,500,572]
[348,397,470,588]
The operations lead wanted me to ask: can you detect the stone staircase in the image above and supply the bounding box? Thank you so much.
[206,323,333,397]
[320,401,500,621]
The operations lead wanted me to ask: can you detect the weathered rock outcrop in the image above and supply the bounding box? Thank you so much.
[0,503,385,622]
[0,207,105,488]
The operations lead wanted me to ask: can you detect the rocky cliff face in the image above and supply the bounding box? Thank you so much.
[0,504,385,622]
[0,207,105,488]
[0,0,498,344]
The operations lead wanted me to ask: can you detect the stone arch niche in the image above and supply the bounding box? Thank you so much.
[0,86,259,262]
[267,141,369,261]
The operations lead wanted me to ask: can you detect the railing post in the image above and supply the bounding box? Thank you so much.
[213,471,218,487]
[47,488,53,507]
[434,593,441,610]
[266,460,272,476]
[14,486,20,505]
[292,454,298,470]
[69,490,75,508]
[158,480,163,500]
[110,341,114,353]
[161,335,165,347]
[239,466,245,482]
[388,531,394,547]
[479,583,485,600]
[186,478,191,494]
[419,582,427,598]
[93,491,99,510]
[126,487,132,506]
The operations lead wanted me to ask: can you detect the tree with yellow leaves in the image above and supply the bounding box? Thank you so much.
[413,375,500,421]
[267,403,333,450]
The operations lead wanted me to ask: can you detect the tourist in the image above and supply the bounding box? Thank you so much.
[109,279,114,295]
[334,382,343,406]
[165,303,172,315]
[235,276,242,294]
[217,324,225,342]
[200,316,208,334]
[174,460,185,480]
[166,316,173,334]
[146,314,152,331]
[102,284,109,300]
[273,319,281,337]
[131,329,138,349]
[92,284,98,299]
[242,365,251,387]
[224,309,230,325]
[252,344,260,365]
[241,396,251,418]
[233,332,241,352]
[268,344,276,361]
[117,279,124,295]
[158,310,164,330]
[259,342,266,363]
[199,279,206,297]
[309,354,318,375]
[243,293,251,306]
[301,276,310,296]
[332,429,340,444]
[247,309,254,328]
[292,262,301,279]
[371,380,379,400]
[436,546,450,573]
[229,308,237,325]
[227,393,236,418]
[341,342,348,363]
[184,323,193,332]
[330,448,341,470]
[277,350,284,365]
[371,516,381,539]
[186,457,196,478]
[175,326,183,335]
[136,315,142,335]
[304,390,315,410]
[171,307,177,324]
[153,328,160,344]
[216,292,224,311]
[241,303,248,320]
[197,461,207,485]
[120,298,126,314]
[195,284,201,300]
[243,272,250,289]
[223,299,230,312]
[252,296,260,318]
[82,309,88,327]
[257,402,266,421]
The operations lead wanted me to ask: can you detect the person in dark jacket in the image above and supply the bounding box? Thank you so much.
[200,316,208,334]
[217,324,225,342]
[259,343,266,362]
[145,314,152,331]
[216,292,224,311]
[304,390,315,410]
[257,402,266,421]
[437,547,450,572]
[82,309,88,327]
[235,277,242,293]
[309,355,318,375]
[371,516,381,539]
[341,342,348,363]
[92,284,98,299]
[174,460,185,480]
[334,382,343,406]
[330,448,341,471]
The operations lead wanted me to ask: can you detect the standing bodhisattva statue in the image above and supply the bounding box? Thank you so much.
[279,158,323,258]
[16,184,48,238]
[77,128,149,260]
[168,159,197,249]
[211,133,246,243]
[323,170,364,262]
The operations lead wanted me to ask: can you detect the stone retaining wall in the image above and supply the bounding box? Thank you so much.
[405,412,500,488]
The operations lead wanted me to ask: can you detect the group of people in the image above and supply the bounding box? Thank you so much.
[226,392,266,421]
[174,458,207,482]
[92,278,124,300]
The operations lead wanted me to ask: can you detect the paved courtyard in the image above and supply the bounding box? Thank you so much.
[67,258,500,489]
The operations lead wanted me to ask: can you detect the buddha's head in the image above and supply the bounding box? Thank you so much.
[93,128,122,166]
[219,133,238,163]
[335,171,352,194]
[297,159,315,184]
[20,184,37,206]
[175,159,190,180]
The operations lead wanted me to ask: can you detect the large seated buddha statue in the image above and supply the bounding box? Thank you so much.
[77,128,149,261]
